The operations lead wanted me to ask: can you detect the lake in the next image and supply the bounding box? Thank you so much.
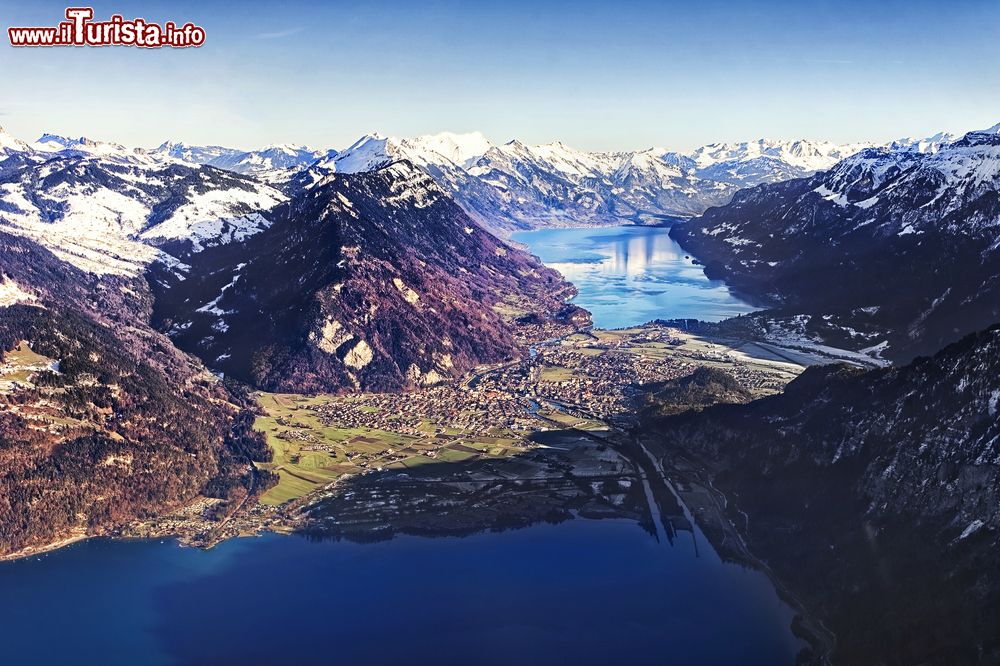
[0,520,804,665]
[512,225,755,328]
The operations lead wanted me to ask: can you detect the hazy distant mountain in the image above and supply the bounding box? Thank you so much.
[3,126,960,235]
[887,130,962,154]
[292,130,958,233]
[294,132,877,232]
[150,141,246,167]
[150,141,325,181]
[670,124,1000,362]
[679,138,876,186]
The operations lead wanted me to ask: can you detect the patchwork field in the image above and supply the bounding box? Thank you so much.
[254,393,542,506]
[252,323,807,507]
[0,341,57,389]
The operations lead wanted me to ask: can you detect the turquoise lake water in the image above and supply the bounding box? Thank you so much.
[512,225,755,328]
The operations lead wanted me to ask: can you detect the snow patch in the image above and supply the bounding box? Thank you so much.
[958,520,985,540]
[0,276,40,307]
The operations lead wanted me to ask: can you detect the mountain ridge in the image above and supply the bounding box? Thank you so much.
[642,324,1000,664]
[0,125,966,235]
[149,159,582,393]
[669,125,1000,363]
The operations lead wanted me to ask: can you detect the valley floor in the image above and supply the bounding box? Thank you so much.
[112,323,838,550]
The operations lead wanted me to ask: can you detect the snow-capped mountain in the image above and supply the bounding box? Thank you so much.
[150,160,579,393]
[300,134,730,230]
[0,151,286,275]
[9,125,965,235]
[0,123,972,270]
[320,131,495,174]
[296,131,953,233]
[0,126,32,156]
[448,136,901,231]
[150,141,325,181]
[32,133,154,162]
[2,122,581,392]
[679,138,874,187]
[670,124,1000,361]
[214,144,324,177]
[456,140,717,228]
[886,130,961,154]
[150,141,245,167]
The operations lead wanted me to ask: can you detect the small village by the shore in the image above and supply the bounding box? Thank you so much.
[117,322,810,549]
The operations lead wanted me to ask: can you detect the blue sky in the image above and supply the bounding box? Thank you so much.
[0,0,997,151]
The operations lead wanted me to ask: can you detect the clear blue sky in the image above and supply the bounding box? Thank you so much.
[0,0,997,151]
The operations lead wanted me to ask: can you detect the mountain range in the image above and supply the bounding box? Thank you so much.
[0,126,958,237]
[275,130,959,233]
[671,123,1000,363]
[0,126,577,556]
[1,115,1000,666]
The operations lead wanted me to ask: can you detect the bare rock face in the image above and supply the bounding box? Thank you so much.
[150,161,578,393]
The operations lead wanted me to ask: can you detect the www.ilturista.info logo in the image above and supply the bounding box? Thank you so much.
[8,7,205,48]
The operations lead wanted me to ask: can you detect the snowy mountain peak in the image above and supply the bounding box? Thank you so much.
[0,126,31,154]
[399,131,494,168]
[329,134,395,174]
[33,133,140,160]
[312,131,495,176]
[686,138,871,173]
[259,143,312,154]
[150,141,243,164]
[34,133,78,150]
[888,131,960,154]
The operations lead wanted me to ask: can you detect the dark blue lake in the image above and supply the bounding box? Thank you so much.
[513,226,755,328]
[0,519,804,665]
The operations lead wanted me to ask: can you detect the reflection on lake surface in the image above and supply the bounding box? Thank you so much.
[0,427,806,665]
[512,225,755,328]
[0,521,804,665]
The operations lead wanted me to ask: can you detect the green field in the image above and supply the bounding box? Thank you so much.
[254,393,421,505]
[539,365,577,383]
[253,392,534,506]
[572,347,606,357]
[613,344,674,360]
[1,341,55,385]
